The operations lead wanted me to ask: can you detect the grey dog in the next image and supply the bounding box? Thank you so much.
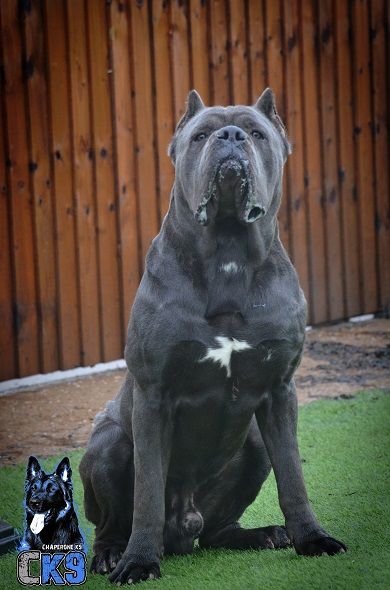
[79,89,346,584]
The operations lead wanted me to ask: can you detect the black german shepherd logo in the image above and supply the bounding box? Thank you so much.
[21,456,83,551]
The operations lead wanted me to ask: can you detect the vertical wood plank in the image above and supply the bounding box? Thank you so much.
[66,0,101,365]
[24,0,58,373]
[351,0,379,312]
[129,0,159,261]
[247,0,267,101]
[170,0,191,119]
[0,53,16,380]
[370,0,390,312]
[0,0,39,376]
[300,0,328,324]
[151,0,175,219]
[44,0,80,370]
[283,0,310,303]
[266,0,289,251]
[189,0,211,104]
[86,0,122,360]
[266,0,285,116]
[334,0,361,317]
[318,0,345,319]
[229,0,249,104]
[209,0,230,105]
[108,0,140,326]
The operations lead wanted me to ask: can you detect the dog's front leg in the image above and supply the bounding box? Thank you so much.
[256,381,346,556]
[109,382,172,585]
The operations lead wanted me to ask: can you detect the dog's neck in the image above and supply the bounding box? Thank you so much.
[165,185,279,269]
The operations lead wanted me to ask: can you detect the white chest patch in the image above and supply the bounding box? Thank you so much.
[220,261,239,273]
[199,336,252,377]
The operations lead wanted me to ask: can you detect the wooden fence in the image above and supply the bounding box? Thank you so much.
[0,0,389,380]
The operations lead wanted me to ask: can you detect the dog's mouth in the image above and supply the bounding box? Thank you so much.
[29,509,53,535]
[195,157,266,226]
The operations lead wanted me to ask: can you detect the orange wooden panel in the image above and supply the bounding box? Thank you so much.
[0,0,39,377]
[0,67,16,380]
[24,0,58,373]
[247,0,267,101]
[282,0,309,303]
[265,0,285,116]
[370,0,390,311]
[334,0,361,317]
[189,0,211,104]
[265,0,289,252]
[108,0,140,326]
[209,0,230,105]
[318,0,345,320]
[351,0,379,312]
[66,0,101,365]
[300,0,328,324]
[86,0,123,360]
[44,0,80,370]
[229,0,249,105]
[129,0,159,261]
[170,0,191,119]
[151,0,175,219]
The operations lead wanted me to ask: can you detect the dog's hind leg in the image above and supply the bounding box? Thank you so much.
[198,417,291,551]
[79,416,134,574]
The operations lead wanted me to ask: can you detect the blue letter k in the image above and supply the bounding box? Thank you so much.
[41,553,65,585]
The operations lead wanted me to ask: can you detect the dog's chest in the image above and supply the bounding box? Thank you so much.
[162,332,295,402]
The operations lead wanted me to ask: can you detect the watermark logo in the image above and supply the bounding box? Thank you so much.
[17,549,86,586]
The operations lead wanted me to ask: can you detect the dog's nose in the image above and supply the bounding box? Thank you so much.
[30,497,40,507]
[216,125,247,143]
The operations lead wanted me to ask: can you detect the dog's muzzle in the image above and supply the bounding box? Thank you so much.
[195,158,266,226]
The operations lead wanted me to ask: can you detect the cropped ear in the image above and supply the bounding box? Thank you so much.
[26,456,42,481]
[55,457,72,483]
[168,90,205,163]
[254,88,292,155]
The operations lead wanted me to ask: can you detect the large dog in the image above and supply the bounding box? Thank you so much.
[80,89,346,584]
[21,456,83,550]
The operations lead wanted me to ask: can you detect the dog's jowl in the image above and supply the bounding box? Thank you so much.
[80,89,346,584]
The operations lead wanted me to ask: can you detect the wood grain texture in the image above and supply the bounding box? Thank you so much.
[0,0,388,378]
[300,0,328,324]
[0,0,39,376]
[318,0,345,320]
[44,0,80,370]
[24,0,59,373]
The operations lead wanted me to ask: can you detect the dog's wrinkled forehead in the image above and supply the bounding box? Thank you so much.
[181,106,277,137]
[168,88,291,163]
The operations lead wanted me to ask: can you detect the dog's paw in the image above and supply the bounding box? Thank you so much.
[261,525,292,549]
[90,547,123,574]
[295,533,347,556]
[108,556,161,585]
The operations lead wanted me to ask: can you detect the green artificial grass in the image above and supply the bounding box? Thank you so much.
[0,390,389,589]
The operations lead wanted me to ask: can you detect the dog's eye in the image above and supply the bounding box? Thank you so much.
[32,482,39,491]
[251,130,266,140]
[193,132,207,142]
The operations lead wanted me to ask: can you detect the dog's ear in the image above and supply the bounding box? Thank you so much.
[168,89,205,163]
[254,88,292,155]
[55,457,72,483]
[26,456,42,480]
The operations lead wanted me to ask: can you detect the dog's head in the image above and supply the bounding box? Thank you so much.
[169,89,291,226]
[25,456,74,535]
